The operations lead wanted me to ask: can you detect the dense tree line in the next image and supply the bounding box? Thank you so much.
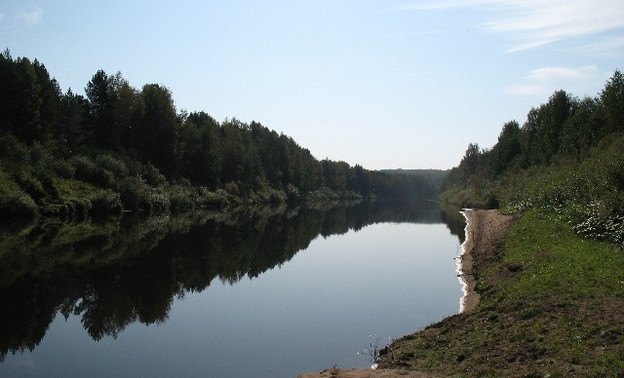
[0,50,437,220]
[441,70,624,246]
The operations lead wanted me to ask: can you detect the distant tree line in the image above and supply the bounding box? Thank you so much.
[441,70,624,247]
[0,50,438,220]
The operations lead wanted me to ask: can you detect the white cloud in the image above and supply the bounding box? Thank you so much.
[402,0,624,52]
[17,6,43,28]
[0,6,43,33]
[507,65,600,96]
[485,0,624,52]
[528,66,599,81]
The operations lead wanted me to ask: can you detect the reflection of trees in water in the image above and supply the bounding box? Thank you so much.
[438,201,466,243]
[0,200,453,361]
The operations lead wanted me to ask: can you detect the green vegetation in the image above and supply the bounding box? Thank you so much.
[0,50,437,222]
[441,69,624,248]
[388,69,624,375]
[381,210,624,376]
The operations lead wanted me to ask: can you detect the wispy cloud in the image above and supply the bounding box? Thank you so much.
[17,6,43,28]
[0,6,43,32]
[402,0,624,52]
[507,65,600,96]
[398,0,491,11]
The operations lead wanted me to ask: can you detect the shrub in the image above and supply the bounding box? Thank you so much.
[166,184,195,212]
[119,176,150,211]
[142,163,166,186]
[0,168,39,219]
[15,170,46,201]
[146,188,170,214]
[91,190,122,216]
[95,154,130,179]
[52,159,76,179]
[0,134,28,174]
[71,155,115,188]
[28,141,54,170]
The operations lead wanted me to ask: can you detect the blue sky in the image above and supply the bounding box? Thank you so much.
[2,1,623,169]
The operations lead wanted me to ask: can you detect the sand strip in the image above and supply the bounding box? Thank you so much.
[458,209,515,313]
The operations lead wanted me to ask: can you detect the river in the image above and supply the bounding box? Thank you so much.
[0,201,465,378]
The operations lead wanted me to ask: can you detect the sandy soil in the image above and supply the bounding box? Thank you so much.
[296,366,439,377]
[458,209,515,313]
[297,209,515,378]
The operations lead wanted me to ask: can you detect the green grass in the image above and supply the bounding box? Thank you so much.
[380,210,624,376]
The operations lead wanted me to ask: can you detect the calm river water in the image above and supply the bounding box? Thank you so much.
[0,201,465,378]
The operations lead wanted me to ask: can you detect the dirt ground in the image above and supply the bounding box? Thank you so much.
[458,209,516,312]
[296,366,440,377]
[298,210,514,378]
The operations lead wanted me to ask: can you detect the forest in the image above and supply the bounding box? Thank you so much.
[0,50,439,222]
[440,69,624,247]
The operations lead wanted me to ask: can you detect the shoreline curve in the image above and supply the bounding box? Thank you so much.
[298,209,516,377]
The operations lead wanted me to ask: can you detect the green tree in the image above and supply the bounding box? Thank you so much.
[136,84,178,175]
[523,90,575,165]
[560,97,599,158]
[32,59,61,140]
[491,120,522,174]
[0,53,43,141]
[86,70,115,148]
[599,69,624,136]
[461,143,481,179]
[58,88,91,152]
[179,112,220,187]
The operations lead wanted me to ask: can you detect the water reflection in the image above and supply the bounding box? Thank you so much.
[0,200,448,361]
[439,201,467,243]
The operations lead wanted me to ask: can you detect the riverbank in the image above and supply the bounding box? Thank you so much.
[299,209,514,377]
[457,209,515,313]
[300,209,624,376]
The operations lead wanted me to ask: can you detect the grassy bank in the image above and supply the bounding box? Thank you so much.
[379,210,624,376]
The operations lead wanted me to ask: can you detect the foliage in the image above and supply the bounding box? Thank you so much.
[0,167,39,219]
[381,210,624,376]
[0,50,438,221]
[441,69,624,247]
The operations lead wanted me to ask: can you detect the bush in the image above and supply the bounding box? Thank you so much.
[146,188,170,214]
[119,176,150,212]
[15,170,46,201]
[0,134,28,174]
[0,168,39,219]
[142,163,166,186]
[71,155,115,188]
[52,159,76,179]
[95,154,129,179]
[166,184,195,212]
[90,190,122,216]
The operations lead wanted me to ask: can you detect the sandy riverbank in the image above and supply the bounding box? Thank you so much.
[458,209,515,313]
[298,210,515,377]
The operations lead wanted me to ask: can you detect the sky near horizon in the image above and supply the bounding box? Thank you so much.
[2,1,623,170]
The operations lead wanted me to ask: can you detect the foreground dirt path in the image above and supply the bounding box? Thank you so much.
[298,210,515,378]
